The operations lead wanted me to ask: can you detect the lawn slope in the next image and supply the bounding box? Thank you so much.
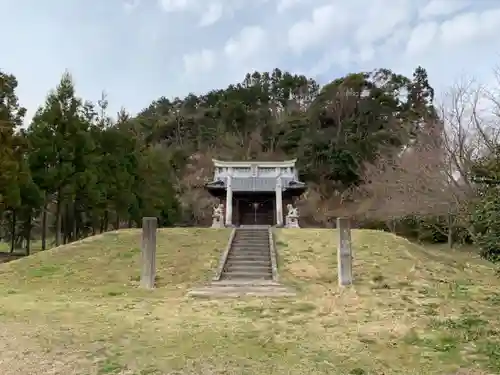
[0,228,498,375]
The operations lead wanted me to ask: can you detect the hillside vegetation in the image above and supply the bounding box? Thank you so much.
[0,228,497,374]
[3,64,500,265]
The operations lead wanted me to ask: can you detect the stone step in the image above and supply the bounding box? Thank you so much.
[232,245,269,249]
[213,280,280,286]
[235,232,268,235]
[228,259,272,269]
[225,265,271,273]
[225,260,271,267]
[231,245,269,251]
[233,242,268,245]
[235,232,268,234]
[187,286,295,298]
[228,254,269,259]
[234,239,268,242]
[235,235,268,238]
[231,246,269,252]
[231,247,269,252]
[232,244,269,249]
[223,267,271,274]
[236,231,268,234]
[221,271,272,280]
[231,248,269,253]
[232,239,269,243]
[228,255,270,262]
[234,235,268,238]
[222,268,272,275]
[233,240,268,244]
[235,231,269,235]
[229,255,269,261]
[220,275,272,280]
[233,241,268,245]
[234,235,269,239]
[228,250,269,259]
[236,229,268,231]
[234,233,269,238]
[230,249,269,253]
[226,260,271,266]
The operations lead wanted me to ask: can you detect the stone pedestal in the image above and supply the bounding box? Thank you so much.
[285,215,300,228]
[211,216,224,228]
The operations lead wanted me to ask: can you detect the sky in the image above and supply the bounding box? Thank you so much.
[2,0,500,122]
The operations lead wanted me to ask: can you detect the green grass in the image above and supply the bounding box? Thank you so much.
[0,228,497,374]
[0,238,49,254]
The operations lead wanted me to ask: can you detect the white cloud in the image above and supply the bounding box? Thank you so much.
[308,47,352,77]
[290,2,500,93]
[276,0,303,13]
[419,0,469,19]
[406,21,438,56]
[357,45,375,63]
[123,0,141,14]
[354,0,415,45]
[199,2,223,26]
[183,49,216,76]
[5,0,500,121]
[287,0,417,54]
[287,4,341,54]
[182,24,271,84]
[440,12,481,46]
[224,26,267,62]
[157,0,249,27]
[159,0,194,12]
[439,8,500,46]
[391,6,500,92]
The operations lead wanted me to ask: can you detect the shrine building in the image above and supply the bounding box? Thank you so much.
[205,159,306,227]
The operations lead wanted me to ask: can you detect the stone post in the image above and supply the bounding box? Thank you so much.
[141,217,157,289]
[275,177,283,226]
[225,176,233,226]
[337,217,353,286]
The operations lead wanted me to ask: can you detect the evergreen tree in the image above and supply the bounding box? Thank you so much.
[0,70,26,213]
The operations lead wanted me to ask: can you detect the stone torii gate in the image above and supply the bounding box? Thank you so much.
[205,159,306,227]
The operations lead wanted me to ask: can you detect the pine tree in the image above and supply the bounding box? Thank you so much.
[0,70,26,213]
[27,72,90,246]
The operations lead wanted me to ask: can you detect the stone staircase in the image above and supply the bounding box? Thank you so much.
[221,227,272,280]
[187,226,295,298]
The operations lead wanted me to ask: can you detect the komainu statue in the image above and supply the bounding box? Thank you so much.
[211,203,224,228]
[285,204,300,228]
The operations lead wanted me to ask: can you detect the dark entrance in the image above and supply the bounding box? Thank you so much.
[235,193,275,226]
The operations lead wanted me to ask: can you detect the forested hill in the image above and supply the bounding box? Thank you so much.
[134,67,436,222]
[1,65,441,252]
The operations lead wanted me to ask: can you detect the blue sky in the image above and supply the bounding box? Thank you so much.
[2,0,500,122]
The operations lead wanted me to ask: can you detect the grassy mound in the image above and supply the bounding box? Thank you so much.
[0,228,498,375]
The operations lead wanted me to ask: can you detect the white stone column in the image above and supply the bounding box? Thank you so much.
[225,176,233,226]
[275,177,283,227]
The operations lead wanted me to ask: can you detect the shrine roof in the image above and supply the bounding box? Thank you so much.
[205,176,306,193]
[212,159,297,168]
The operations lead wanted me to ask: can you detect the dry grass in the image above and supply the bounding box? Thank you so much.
[0,228,499,374]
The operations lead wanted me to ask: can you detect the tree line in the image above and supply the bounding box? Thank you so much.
[1,71,178,254]
[2,66,500,261]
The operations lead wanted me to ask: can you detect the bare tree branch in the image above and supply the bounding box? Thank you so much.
[354,73,500,231]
